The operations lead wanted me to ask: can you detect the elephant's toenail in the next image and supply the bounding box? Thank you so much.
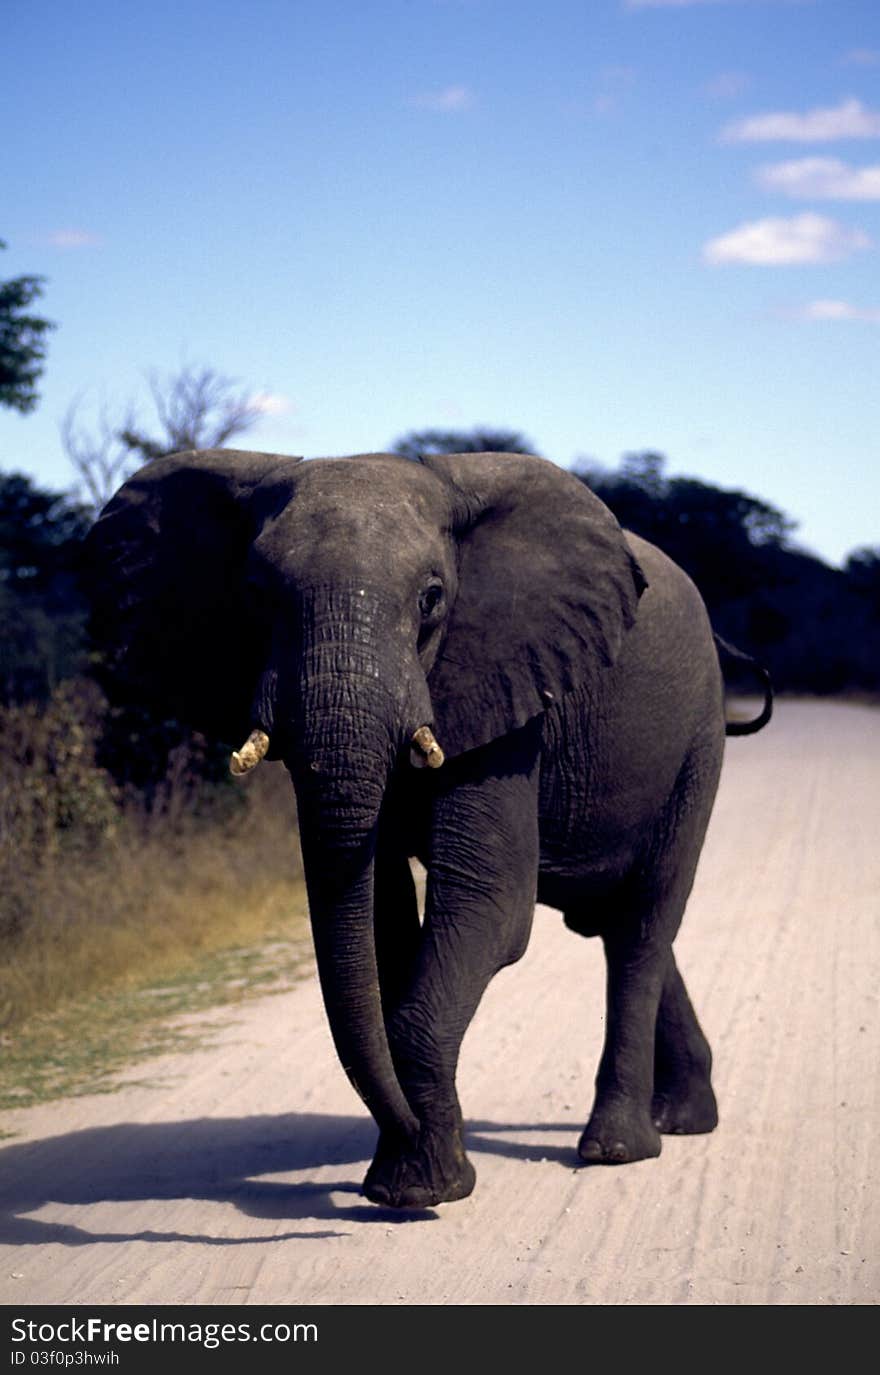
[578,1138,603,1162]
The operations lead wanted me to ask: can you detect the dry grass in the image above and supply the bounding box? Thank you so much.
[0,920,314,1115]
[0,761,308,1032]
[0,683,311,1051]
[0,700,314,1113]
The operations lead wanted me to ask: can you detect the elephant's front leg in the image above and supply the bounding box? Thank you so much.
[364,733,541,1208]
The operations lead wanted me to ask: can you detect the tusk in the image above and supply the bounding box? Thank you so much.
[230,729,270,776]
[410,725,445,770]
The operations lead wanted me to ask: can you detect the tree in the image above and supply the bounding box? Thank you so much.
[63,363,263,513]
[0,240,55,413]
[118,364,262,464]
[61,399,137,518]
[0,471,92,703]
[845,546,880,612]
[574,451,880,693]
[390,427,539,460]
[842,547,880,688]
[577,452,795,602]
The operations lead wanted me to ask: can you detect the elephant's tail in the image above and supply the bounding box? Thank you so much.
[714,634,774,736]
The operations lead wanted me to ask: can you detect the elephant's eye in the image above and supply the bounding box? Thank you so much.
[418,579,445,622]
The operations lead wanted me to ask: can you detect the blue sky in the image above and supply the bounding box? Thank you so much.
[2,0,878,566]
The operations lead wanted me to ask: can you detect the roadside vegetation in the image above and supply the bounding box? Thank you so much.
[0,245,314,1107]
[0,677,309,1108]
[0,680,307,1030]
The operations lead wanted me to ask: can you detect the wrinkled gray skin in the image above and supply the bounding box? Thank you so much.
[86,449,767,1208]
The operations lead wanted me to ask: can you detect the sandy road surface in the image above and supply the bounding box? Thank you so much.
[1,700,877,1307]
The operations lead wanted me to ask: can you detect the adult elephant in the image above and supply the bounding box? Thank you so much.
[84,449,772,1208]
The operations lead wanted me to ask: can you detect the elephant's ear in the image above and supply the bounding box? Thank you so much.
[83,448,302,744]
[422,452,648,759]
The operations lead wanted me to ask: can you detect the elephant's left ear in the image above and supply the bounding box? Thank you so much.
[82,448,302,744]
[422,452,648,759]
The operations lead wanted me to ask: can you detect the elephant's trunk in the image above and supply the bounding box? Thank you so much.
[284,588,422,1147]
[296,800,419,1146]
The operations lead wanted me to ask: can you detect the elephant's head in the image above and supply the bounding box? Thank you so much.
[85,448,646,1146]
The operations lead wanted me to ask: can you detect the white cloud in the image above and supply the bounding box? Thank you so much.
[45,229,103,249]
[797,299,880,322]
[250,392,294,416]
[722,97,880,143]
[409,85,473,112]
[703,213,871,265]
[757,157,880,200]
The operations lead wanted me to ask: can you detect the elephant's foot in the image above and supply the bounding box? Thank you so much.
[577,1098,662,1165]
[651,1080,718,1135]
[363,1124,476,1209]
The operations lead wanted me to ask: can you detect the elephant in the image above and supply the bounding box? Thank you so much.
[84,448,772,1209]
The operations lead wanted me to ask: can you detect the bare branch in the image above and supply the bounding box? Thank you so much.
[62,364,265,511]
[61,396,140,515]
[139,364,261,456]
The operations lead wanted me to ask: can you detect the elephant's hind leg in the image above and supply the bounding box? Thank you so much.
[578,742,720,1165]
[652,953,718,1135]
[577,925,666,1165]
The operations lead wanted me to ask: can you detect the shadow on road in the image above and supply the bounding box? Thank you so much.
[0,1114,579,1247]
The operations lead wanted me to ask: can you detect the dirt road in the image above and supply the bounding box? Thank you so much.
[1,700,877,1306]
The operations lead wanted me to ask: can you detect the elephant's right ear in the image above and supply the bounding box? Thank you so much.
[422,452,648,758]
[83,448,301,744]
